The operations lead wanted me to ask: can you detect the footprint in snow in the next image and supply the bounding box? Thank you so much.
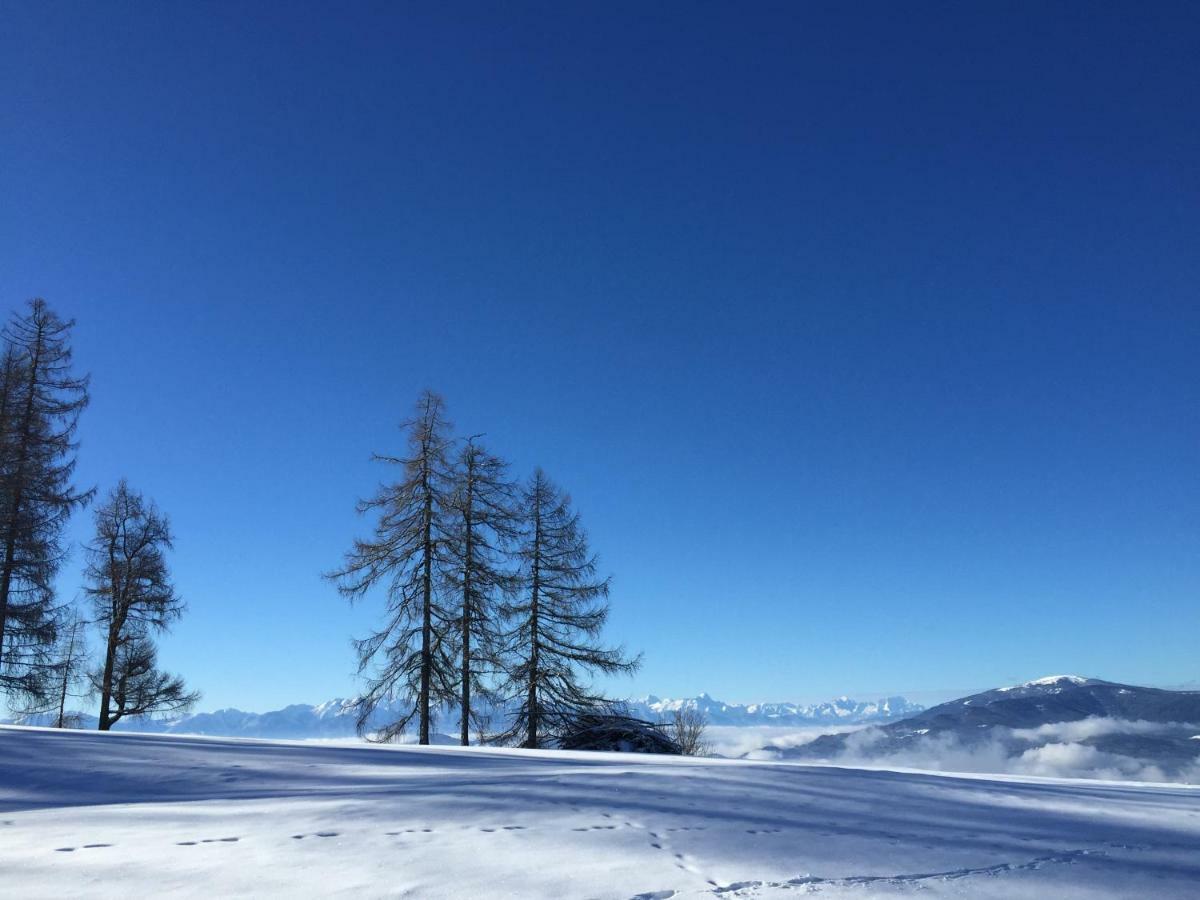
[56,844,112,852]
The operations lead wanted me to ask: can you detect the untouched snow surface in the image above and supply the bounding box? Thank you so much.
[2,726,1200,898]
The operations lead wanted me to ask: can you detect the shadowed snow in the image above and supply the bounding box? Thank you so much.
[2,725,1199,898]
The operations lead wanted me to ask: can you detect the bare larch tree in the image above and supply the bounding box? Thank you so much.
[0,299,92,705]
[327,390,457,744]
[442,436,517,745]
[53,609,89,728]
[86,481,196,730]
[496,468,639,748]
[667,706,711,756]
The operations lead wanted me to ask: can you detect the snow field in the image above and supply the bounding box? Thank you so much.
[2,725,1199,898]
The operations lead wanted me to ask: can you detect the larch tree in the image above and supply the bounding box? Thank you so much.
[85,481,196,730]
[52,609,89,728]
[497,468,639,748]
[327,390,457,744]
[442,436,517,745]
[0,299,92,705]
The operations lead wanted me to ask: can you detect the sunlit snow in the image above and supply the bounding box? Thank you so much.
[3,725,1199,898]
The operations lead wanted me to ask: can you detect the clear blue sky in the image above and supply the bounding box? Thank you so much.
[2,2,1197,712]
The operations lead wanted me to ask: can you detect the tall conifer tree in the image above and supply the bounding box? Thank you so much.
[443,437,516,745]
[0,299,91,703]
[328,390,457,744]
[497,469,638,748]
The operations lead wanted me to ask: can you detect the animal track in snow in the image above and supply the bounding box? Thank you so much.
[707,849,1108,894]
[55,843,112,852]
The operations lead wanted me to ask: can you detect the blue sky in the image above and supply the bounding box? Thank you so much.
[2,2,1197,712]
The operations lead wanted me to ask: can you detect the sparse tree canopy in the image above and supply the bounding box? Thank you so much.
[91,634,196,725]
[327,390,457,744]
[0,299,92,705]
[85,481,196,730]
[496,468,639,748]
[667,706,711,757]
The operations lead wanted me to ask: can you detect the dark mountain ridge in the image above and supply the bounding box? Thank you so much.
[776,676,1200,779]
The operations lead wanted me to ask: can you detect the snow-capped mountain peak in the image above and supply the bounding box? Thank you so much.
[6,691,924,738]
[626,693,922,727]
[999,675,1097,692]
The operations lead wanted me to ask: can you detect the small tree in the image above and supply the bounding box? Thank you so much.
[327,390,458,744]
[667,706,711,757]
[52,609,89,728]
[496,469,639,748]
[86,481,195,730]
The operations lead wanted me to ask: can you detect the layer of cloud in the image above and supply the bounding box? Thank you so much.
[1011,717,1188,742]
[766,717,1200,784]
[706,725,869,759]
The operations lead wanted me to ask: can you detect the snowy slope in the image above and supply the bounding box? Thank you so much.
[3,725,1199,898]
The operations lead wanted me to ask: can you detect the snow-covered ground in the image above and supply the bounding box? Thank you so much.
[2,726,1199,898]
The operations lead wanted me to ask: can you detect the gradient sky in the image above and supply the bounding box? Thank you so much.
[2,2,1197,713]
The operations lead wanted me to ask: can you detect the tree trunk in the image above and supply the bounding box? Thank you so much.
[526,494,541,749]
[98,586,127,731]
[460,478,474,746]
[55,620,77,728]
[98,625,118,731]
[418,455,433,746]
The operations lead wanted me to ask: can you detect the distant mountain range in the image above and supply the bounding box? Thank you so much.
[627,692,922,726]
[3,691,923,740]
[774,676,1200,778]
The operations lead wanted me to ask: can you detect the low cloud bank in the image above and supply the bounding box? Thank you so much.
[707,724,869,759]
[765,717,1200,784]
